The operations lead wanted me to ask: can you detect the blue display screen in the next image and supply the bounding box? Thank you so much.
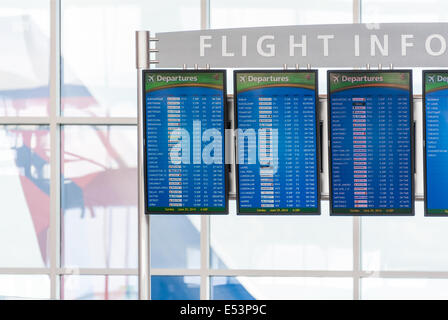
[424,72,448,215]
[144,71,227,214]
[235,71,319,214]
[328,71,413,215]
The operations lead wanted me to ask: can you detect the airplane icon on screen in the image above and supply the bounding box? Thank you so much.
[428,75,435,83]
[331,74,340,83]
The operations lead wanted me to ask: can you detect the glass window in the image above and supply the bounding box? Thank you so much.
[0,125,50,268]
[362,278,448,300]
[362,0,448,23]
[151,276,200,300]
[151,215,201,269]
[0,275,50,300]
[361,0,448,94]
[61,125,137,268]
[61,0,200,117]
[211,277,352,300]
[361,202,448,271]
[0,0,50,116]
[211,0,353,28]
[62,275,138,300]
[210,201,353,270]
[7,0,448,302]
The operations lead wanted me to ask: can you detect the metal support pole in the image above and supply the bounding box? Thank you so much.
[201,0,210,30]
[49,0,61,300]
[353,216,361,300]
[353,0,361,23]
[136,30,151,300]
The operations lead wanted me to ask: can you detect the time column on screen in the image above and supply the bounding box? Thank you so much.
[283,94,294,208]
[192,94,203,208]
[376,95,388,208]
[364,96,375,208]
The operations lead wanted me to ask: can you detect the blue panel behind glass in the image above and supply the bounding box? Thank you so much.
[151,276,200,300]
[211,277,254,300]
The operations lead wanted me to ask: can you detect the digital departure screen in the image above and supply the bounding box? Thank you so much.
[143,70,227,214]
[235,71,320,215]
[424,71,448,216]
[328,70,413,216]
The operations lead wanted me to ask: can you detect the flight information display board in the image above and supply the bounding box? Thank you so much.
[235,70,320,215]
[424,71,448,216]
[143,70,228,214]
[328,70,414,216]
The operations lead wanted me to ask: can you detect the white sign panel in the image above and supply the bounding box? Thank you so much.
[156,23,448,68]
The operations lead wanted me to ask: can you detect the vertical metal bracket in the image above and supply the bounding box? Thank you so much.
[136,30,151,300]
[136,31,150,69]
